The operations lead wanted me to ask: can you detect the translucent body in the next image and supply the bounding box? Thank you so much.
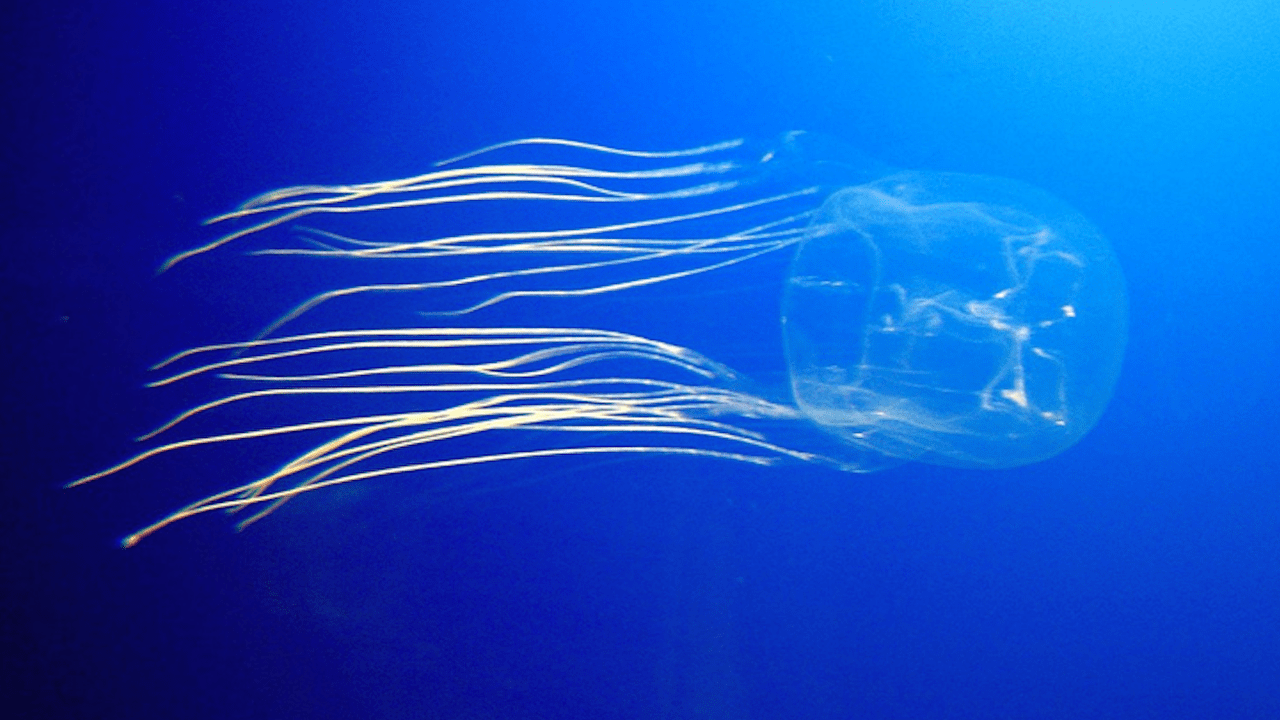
[784,172,1127,468]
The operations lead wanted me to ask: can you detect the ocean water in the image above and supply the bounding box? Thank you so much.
[4,1,1279,718]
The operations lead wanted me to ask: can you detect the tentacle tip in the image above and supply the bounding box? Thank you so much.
[234,517,263,532]
[142,376,174,388]
[157,256,183,274]
[120,534,142,549]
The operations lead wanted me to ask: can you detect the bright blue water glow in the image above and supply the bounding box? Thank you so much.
[5,1,1279,718]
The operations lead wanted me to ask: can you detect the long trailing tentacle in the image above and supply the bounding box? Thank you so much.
[78,327,820,547]
[81,137,837,545]
[168,136,820,332]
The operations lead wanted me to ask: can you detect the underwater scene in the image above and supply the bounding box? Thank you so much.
[4,1,1278,718]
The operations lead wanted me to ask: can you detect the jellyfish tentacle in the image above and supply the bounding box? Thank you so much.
[166,137,759,271]
[81,324,829,545]
[432,137,746,167]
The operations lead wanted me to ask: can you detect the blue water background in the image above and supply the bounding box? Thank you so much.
[4,1,1278,718]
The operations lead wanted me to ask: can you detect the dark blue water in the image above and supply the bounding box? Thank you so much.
[5,1,1278,718]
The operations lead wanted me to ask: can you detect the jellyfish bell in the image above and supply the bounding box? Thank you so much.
[784,170,1127,470]
[75,133,1127,545]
